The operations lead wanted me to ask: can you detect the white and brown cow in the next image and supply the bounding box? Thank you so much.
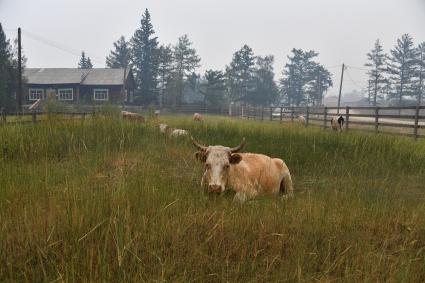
[122,111,145,122]
[331,116,344,132]
[193,113,203,122]
[191,137,293,203]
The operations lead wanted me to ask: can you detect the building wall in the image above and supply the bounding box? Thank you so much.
[24,84,132,104]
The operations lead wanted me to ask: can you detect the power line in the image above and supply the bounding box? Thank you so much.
[346,65,370,72]
[21,29,105,65]
[345,69,366,89]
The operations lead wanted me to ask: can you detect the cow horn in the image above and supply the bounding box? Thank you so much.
[230,137,246,153]
[191,136,207,151]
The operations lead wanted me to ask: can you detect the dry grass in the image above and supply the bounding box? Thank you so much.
[0,114,425,282]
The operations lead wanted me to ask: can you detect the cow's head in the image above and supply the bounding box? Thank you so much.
[191,137,245,194]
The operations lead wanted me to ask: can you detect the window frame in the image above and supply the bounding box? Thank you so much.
[28,88,44,101]
[57,88,74,101]
[93,88,109,101]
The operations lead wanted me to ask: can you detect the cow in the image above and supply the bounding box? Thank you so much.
[297,115,306,126]
[193,113,203,122]
[191,137,294,203]
[158,123,189,138]
[122,111,145,122]
[331,115,344,132]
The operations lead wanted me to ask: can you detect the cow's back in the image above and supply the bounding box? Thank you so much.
[229,153,286,195]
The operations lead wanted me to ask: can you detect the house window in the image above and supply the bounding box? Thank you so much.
[58,88,73,101]
[93,89,109,101]
[29,89,44,101]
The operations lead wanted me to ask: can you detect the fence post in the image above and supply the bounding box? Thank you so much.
[261,107,264,121]
[414,106,419,140]
[1,108,5,124]
[306,107,310,127]
[323,107,327,129]
[345,106,350,131]
[374,107,379,133]
[291,106,294,122]
[32,111,37,124]
[280,106,283,123]
[269,107,273,121]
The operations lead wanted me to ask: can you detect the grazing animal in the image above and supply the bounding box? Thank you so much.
[331,116,344,132]
[170,129,189,137]
[193,113,203,122]
[297,115,306,126]
[191,137,293,203]
[122,111,145,122]
[159,123,169,134]
[158,123,189,138]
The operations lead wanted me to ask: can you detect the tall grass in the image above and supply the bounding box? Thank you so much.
[1,115,425,282]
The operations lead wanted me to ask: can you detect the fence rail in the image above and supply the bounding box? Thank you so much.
[1,105,425,140]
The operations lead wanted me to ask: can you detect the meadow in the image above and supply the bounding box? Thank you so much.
[1,113,425,282]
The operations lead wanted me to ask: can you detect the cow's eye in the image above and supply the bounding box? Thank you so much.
[224,164,230,169]
[205,163,211,169]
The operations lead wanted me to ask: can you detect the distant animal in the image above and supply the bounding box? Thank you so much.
[158,123,189,138]
[159,123,169,134]
[331,116,344,132]
[191,137,293,203]
[297,115,306,126]
[122,111,145,122]
[169,129,189,137]
[193,113,203,121]
[154,110,160,118]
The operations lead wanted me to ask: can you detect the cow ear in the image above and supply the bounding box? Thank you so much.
[194,151,207,162]
[229,153,242,164]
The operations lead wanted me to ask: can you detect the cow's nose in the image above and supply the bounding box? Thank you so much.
[208,184,222,194]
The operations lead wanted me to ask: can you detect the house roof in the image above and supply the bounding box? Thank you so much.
[24,68,130,86]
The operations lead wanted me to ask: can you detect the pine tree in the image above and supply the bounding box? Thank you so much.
[131,8,159,104]
[78,51,88,69]
[365,39,387,106]
[157,44,174,107]
[203,69,226,107]
[387,34,417,105]
[280,49,319,106]
[86,57,93,69]
[170,34,200,108]
[225,45,255,105]
[0,23,17,110]
[249,55,279,106]
[415,42,425,105]
[106,36,130,68]
[306,64,333,106]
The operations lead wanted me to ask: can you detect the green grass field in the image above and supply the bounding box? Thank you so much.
[1,114,425,282]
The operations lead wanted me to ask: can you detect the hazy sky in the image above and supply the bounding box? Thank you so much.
[1,0,425,96]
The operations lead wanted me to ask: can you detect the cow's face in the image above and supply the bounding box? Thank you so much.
[192,138,245,194]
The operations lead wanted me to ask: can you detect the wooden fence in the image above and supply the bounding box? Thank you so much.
[1,105,425,140]
[241,105,425,140]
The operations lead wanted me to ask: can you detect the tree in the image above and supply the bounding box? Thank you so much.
[106,36,130,68]
[131,8,159,104]
[78,51,92,69]
[157,44,174,107]
[225,45,256,105]
[306,64,333,106]
[414,42,425,106]
[86,57,93,69]
[170,34,200,108]
[280,49,319,106]
[365,39,387,106]
[0,24,22,111]
[249,55,279,106]
[387,34,417,105]
[202,69,226,107]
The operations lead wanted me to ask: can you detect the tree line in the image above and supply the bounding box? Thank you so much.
[104,9,334,108]
[365,35,425,106]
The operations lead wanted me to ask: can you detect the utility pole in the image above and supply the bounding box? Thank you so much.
[318,73,322,106]
[17,27,22,111]
[337,63,345,115]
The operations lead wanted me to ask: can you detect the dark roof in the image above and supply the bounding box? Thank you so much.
[24,68,130,86]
